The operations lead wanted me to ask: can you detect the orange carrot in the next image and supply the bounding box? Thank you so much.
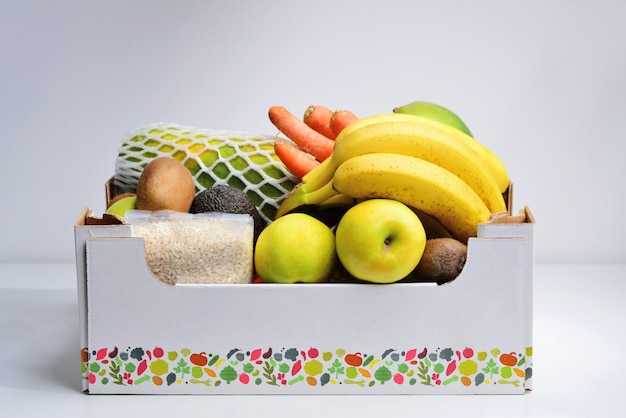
[274,139,321,178]
[330,109,359,139]
[303,105,334,139]
[268,105,334,161]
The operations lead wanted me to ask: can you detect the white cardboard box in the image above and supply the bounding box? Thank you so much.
[74,202,534,395]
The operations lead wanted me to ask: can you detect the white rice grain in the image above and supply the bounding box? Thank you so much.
[133,217,253,285]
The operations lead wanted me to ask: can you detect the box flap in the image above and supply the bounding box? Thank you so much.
[73,208,133,393]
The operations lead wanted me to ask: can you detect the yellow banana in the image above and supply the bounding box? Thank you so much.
[318,193,356,208]
[337,113,508,192]
[282,113,505,216]
[273,183,352,216]
[274,181,340,218]
[390,113,511,193]
[214,358,226,369]
[299,116,396,191]
[332,153,491,243]
[330,114,506,213]
[298,115,401,191]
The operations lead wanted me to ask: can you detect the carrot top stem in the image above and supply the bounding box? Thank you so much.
[303,105,334,139]
[330,109,359,139]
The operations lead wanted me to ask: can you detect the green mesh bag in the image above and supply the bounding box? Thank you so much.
[114,122,298,223]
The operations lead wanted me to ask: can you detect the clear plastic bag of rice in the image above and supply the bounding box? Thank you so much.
[126,210,254,285]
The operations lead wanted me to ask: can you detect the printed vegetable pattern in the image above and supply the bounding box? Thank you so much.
[81,345,532,389]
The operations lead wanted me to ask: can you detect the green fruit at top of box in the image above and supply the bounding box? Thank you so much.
[114,122,299,223]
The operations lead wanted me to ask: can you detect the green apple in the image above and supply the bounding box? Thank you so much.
[392,100,473,137]
[105,195,137,218]
[254,213,337,283]
[335,199,426,283]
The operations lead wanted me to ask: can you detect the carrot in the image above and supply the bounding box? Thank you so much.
[274,139,321,178]
[330,109,359,139]
[268,105,334,161]
[303,105,334,139]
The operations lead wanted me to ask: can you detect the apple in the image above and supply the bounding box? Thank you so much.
[105,195,137,218]
[254,213,337,283]
[393,100,473,137]
[335,199,426,283]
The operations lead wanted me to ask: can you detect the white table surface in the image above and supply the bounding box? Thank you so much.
[1,263,624,417]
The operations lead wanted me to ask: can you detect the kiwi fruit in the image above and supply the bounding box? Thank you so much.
[135,157,196,212]
[403,238,468,284]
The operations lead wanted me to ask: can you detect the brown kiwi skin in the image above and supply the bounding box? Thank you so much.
[401,238,468,284]
[135,157,196,213]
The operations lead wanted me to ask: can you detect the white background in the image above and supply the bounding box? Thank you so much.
[1,0,626,265]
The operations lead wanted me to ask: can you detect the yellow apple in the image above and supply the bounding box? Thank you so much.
[254,213,337,283]
[335,199,426,283]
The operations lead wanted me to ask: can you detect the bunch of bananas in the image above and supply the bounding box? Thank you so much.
[274,113,510,243]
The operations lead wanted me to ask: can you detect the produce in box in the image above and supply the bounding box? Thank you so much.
[106,101,513,285]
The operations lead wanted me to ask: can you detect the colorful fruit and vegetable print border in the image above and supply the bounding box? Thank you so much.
[82,345,532,389]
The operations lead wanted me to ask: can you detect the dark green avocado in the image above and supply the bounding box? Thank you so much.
[190,185,266,242]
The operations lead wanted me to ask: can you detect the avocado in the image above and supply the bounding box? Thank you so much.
[190,185,266,242]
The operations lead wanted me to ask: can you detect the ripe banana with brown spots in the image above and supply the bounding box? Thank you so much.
[331,153,491,243]
[275,113,507,218]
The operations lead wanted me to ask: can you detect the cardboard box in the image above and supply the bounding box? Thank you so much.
[74,190,534,395]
